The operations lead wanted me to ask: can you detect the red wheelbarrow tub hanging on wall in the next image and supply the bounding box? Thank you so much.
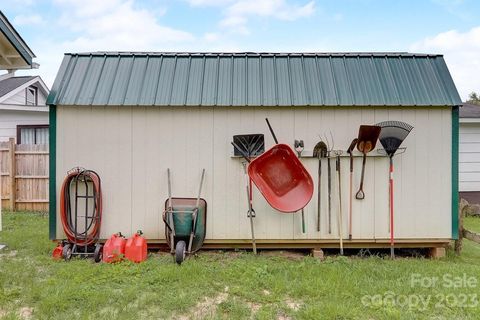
[247,143,314,213]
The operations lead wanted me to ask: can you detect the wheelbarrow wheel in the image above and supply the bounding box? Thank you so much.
[175,241,186,265]
[62,244,72,261]
[93,244,103,263]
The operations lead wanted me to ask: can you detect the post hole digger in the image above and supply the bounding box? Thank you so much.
[295,139,306,233]
[376,121,413,259]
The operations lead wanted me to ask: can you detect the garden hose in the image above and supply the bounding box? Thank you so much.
[60,168,102,246]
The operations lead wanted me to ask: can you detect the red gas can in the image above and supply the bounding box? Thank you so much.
[125,230,147,263]
[102,232,126,263]
[52,242,63,260]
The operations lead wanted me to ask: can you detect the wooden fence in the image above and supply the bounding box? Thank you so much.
[0,138,49,212]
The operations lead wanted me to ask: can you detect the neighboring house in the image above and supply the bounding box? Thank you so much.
[0,10,48,145]
[0,73,49,143]
[459,103,480,203]
[0,10,45,230]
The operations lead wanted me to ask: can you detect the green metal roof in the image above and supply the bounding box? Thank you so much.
[47,52,462,107]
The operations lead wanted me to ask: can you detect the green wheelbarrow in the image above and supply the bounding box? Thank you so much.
[162,168,206,264]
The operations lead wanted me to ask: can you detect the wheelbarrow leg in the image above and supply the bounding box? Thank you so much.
[188,209,198,253]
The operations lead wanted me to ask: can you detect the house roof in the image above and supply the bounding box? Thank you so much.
[0,11,36,69]
[0,76,36,97]
[47,52,462,107]
[460,103,480,118]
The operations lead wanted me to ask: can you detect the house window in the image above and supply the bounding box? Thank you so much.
[17,125,49,144]
[25,86,38,106]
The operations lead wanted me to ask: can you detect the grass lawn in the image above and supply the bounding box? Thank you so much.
[0,212,479,320]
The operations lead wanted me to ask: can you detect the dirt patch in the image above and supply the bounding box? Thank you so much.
[0,309,6,318]
[260,250,306,260]
[19,307,33,320]
[177,287,229,320]
[0,250,17,258]
[285,299,302,311]
[277,314,292,320]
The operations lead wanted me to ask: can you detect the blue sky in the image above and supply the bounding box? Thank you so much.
[3,0,480,99]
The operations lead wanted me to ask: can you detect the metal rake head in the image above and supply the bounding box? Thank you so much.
[376,121,413,157]
[233,134,265,158]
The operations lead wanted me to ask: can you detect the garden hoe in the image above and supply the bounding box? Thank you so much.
[312,141,328,232]
[375,121,413,259]
[347,138,358,240]
[355,125,381,200]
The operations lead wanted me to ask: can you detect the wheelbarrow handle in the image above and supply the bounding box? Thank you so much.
[265,118,279,144]
[231,141,251,163]
[162,209,173,233]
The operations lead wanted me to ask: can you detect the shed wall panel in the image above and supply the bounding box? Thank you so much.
[56,106,452,241]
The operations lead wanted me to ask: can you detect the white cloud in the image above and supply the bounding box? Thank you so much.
[188,0,315,34]
[12,14,45,26]
[28,0,195,86]
[203,32,221,42]
[187,0,234,6]
[411,26,480,100]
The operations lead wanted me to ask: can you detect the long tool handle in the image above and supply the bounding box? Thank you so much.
[301,209,305,233]
[337,156,343,255]
[195,169,205,209]
[265,118,279,144]
[243,162,257,254]
[349,155,353,240]
[389,157,394,259]
[231,142,251,163]
[356,153,367,199]
[317,159,321,232]
[327,155,332,234]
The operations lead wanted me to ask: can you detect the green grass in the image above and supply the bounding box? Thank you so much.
[465,216,480,233]
[0,212,480,320]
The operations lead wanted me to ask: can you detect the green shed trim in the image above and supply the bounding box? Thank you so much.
[452,106,459,239]
[49,105,56,240]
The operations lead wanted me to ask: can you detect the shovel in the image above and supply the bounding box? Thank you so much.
[347,138,358,240]
[355,125,381,200]
[313,141,328,232]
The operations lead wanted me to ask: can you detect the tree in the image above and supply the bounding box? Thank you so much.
[467,92,480,105]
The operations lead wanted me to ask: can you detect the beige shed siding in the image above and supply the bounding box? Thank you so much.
[56,106,452,241]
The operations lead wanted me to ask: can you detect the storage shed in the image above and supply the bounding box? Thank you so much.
[47,52,462,250]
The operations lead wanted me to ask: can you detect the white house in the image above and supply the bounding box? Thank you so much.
[0,10,47,231]
[0,73,49,143]
[459,103,480,203]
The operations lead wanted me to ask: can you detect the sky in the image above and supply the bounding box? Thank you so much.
[2,0,480,100]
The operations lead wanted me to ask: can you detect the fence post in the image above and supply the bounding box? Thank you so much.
[8,138,16,212]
